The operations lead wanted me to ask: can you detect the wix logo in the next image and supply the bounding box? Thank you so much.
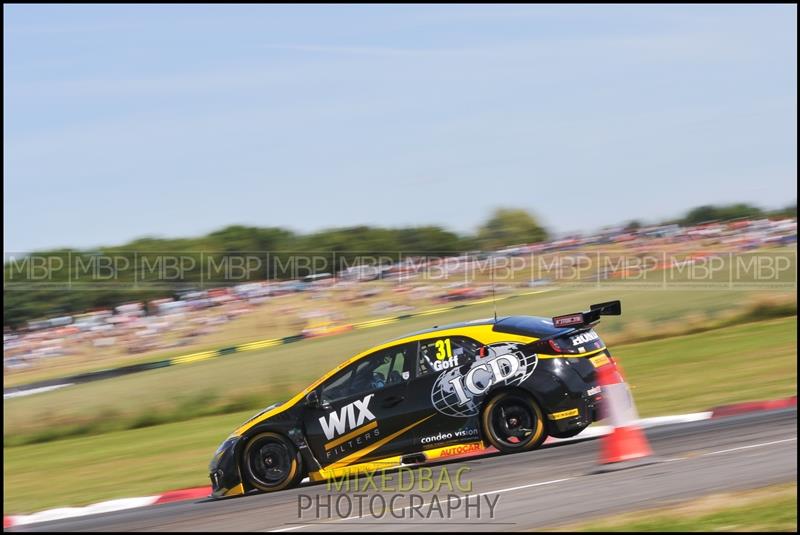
[319,394,376,440]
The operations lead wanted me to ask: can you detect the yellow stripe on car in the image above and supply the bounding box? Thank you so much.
[537,347,606,359]
[422,441,487,460]
[308,456,404,482]
[322,415,435,473]
[324,421,379,451]
[223,483,244,497]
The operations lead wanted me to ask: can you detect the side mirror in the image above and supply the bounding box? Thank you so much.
[306,390,330,410]
[306,390,321,409]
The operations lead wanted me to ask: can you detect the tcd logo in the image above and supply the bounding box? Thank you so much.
[431,349,538,418]
[448,354,519,404]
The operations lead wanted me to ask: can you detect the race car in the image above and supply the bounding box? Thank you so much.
[209,300,622,498]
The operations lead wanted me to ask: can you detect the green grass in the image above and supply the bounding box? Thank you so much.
[617,317,797,416]
[552,483,797,532]
[3,316,796,514]
[3,411,250,514]
[3,288,795,444]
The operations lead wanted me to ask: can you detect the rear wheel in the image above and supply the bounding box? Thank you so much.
[481,391,547,453]
[242,432,303,492]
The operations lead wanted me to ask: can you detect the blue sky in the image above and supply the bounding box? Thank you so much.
[4,5,797,252]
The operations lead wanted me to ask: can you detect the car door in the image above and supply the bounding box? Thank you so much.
[302,343,416,467]
[405,335,484,449]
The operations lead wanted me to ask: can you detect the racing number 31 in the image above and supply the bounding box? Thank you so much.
[435,338,452,360]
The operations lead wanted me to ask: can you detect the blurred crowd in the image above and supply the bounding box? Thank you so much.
[4,217,796,373]
[495,218,797,254]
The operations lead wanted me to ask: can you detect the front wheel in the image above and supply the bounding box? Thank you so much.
[481,391,547,453]
[242,432,303,492]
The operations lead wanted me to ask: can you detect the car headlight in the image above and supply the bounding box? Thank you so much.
[210,437,238,468]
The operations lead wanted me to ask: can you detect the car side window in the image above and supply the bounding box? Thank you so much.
[320,343,415,402]
[320,368,353,402]
[417,336,481,377]
[383,342,415,386]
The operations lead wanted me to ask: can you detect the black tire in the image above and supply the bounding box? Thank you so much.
[242,432,303,492]
[481,391,547,453]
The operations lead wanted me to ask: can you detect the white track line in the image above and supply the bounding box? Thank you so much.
[700,437,797,457]
[639,412,713,427]
[7,497,159,527]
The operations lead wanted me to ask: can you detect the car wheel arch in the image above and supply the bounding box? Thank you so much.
[478,386,548,451]
[238,428,307,492]
[480,384,542,414]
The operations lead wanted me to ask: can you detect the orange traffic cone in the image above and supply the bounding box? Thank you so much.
[597,360,653,465]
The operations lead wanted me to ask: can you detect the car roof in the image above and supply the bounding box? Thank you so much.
[385,317,497,341]
[386,315,571,343]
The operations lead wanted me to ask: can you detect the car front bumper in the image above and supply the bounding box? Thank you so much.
[209,436,246,498]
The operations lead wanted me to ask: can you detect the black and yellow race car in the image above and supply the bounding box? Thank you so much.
[209,301,622,497]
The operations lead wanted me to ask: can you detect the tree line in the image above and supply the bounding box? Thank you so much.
[3,203,795,327]
[3,209,545,327]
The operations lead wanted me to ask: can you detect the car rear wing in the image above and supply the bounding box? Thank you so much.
[509,301,621,356]
[552,300,622,329]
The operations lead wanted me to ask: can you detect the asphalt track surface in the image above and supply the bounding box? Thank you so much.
[11,408,797,532]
